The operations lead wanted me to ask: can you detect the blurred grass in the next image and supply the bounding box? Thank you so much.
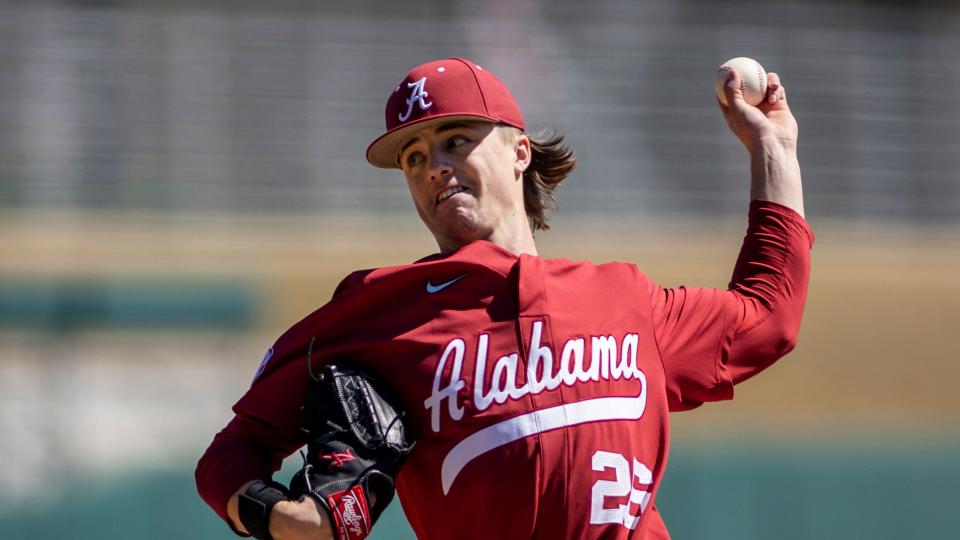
[3,212,956,435]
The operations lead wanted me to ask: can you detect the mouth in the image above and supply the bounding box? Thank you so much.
[435,185,469,205]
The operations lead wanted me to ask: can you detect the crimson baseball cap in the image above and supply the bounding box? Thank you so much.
[365,57,525,169]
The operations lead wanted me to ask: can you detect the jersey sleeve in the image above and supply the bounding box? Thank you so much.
[194,387,306,528]
[194,271,371,528]
[649,200,814,411]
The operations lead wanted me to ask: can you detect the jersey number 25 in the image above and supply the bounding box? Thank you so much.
[590,450,653,530]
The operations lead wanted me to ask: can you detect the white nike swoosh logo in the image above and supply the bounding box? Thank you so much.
[440,381,647,494]
[426,274,466,294]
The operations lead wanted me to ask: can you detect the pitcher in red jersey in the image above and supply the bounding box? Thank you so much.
[196,57,812,540]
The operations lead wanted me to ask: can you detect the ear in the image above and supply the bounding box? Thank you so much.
[513,134,532,178]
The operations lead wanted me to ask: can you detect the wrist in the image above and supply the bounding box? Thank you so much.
[267,500,291,538]
[749,133,797,157]
[237,480,290,540]
[749,140,804,217]
[269,496,334,540]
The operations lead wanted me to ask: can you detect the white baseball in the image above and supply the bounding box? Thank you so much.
[715,57,767,107]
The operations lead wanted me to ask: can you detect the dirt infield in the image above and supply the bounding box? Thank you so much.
[2,212,958,437]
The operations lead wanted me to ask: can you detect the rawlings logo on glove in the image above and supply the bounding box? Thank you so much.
[328,486,370,540]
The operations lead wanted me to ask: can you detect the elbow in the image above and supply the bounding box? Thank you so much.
[195,450,211,498]
[727,300,805,386]
[194,421,256,524]
[770,314,801,358]
[194,443,221,516]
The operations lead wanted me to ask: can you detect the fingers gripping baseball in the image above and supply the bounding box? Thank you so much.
[766,72,785,104]
[717,68,797,154]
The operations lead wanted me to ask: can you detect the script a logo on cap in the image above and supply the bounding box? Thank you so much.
[399,76,432,122]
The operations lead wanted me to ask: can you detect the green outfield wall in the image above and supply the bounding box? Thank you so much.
[2,441,956,540]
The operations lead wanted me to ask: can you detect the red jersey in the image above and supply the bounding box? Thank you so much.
[196,201,814,539]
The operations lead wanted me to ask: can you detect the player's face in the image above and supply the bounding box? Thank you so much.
[399,121,531,254]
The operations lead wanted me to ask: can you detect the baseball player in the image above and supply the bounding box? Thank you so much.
[196,57,812,540]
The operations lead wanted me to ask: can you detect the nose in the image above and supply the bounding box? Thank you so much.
[426,150,453,183]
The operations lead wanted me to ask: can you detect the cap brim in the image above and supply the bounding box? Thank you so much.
[365,113,503,169]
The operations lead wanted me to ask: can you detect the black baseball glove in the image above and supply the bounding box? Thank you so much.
[288,363,414,540]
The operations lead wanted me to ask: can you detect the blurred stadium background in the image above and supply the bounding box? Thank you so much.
[1,0,958,538]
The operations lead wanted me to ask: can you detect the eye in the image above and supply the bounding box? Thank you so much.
[404,150,425,168]
[447,135,469,149]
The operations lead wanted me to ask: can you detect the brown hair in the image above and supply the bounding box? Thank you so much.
[501,127,576,231]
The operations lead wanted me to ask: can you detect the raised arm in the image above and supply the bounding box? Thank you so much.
[650,67,812,411]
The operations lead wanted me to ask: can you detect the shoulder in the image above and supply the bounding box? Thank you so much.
[536,256,657,298]
[331,268,377,298]
[542,256,649,280]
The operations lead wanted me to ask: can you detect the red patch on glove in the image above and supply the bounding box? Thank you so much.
[327,485,371,540]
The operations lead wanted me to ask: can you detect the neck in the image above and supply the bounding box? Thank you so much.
[485,226,538,257]
[438,224,538,257]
